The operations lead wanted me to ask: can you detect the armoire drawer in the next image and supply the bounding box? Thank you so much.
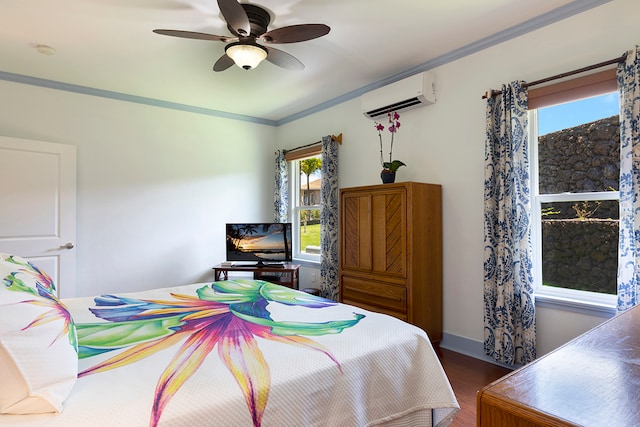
[341,299,408,321]
[341,275,406,312]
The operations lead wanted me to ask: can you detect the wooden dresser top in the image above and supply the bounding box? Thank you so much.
[478,304,640,426]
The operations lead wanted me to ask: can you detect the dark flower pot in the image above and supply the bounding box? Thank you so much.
[380,169,396,184]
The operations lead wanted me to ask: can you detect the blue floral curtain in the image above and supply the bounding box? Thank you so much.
[483,81,536,365]
[617,46,640,312]
[273,150,288,223]
[320,135,339,301]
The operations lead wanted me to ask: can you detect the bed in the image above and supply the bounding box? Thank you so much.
[0,254,459,426]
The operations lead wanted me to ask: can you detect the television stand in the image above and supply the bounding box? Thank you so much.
[213,263,300,290]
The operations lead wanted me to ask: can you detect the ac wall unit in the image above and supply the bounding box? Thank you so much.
[361,72,436,119]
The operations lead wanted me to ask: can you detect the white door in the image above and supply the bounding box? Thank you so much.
[0,136,77,297]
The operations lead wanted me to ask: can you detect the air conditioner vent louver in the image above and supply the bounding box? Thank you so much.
[361,72,436,119]
[365,97,422,119]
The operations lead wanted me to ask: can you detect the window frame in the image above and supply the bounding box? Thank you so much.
[286,148,322,265]
[528,70,619,314]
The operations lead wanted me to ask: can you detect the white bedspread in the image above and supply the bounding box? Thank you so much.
[0,280,458,426]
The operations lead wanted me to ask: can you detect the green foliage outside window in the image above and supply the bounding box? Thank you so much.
[300,223,320,252]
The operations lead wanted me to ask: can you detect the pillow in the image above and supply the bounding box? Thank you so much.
[0,253,77,414]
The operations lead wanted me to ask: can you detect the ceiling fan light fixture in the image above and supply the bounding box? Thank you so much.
[225,43,268,70]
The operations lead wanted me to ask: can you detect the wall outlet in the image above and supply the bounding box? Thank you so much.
[311,272,316,282]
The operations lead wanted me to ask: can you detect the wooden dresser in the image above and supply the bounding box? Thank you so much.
[477,304,640,426]
[339,181,442,343]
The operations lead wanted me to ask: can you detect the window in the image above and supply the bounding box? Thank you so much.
[529,70,619,307]
[287,148,322,263]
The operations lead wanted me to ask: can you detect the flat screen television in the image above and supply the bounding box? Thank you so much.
[225,223,292,266]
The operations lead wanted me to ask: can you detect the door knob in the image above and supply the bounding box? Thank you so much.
[60,242,75,250]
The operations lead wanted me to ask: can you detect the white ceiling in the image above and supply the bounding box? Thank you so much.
[1,0,602,124]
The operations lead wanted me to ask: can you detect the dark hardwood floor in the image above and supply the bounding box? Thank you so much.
[437,348,512,426]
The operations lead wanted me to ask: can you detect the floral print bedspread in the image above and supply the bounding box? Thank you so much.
[3,280,459,427]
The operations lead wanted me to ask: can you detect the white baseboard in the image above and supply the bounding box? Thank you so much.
[440,332,518,370]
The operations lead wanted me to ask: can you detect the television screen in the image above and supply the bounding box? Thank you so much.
[225,223,292,265]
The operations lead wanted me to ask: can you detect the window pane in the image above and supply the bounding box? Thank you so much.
[541,200,619,295]
[533,90,621,302]
[538,94,619,194]
[299,209,320,255]
[299,156,322,206]
[292,154,322,260]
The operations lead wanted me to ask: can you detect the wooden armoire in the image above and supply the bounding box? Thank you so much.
[339,181,442,343]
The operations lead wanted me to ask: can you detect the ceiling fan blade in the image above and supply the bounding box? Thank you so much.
[153,29,235,42]
[260,24,330,44]
[213,54,235,72]
[265,46,304,71]
[217,0,250,37]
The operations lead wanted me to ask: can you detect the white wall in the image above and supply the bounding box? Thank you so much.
[0,82,276,296]
[276,0,640,357]
[1,0,638,360]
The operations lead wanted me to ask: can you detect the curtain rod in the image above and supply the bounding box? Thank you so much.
[280,133,342,155]
[482,53,628,99]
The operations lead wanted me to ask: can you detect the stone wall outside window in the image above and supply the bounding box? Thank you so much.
[539,115,619,294]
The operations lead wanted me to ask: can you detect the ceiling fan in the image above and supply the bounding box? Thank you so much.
[153,0,330,72]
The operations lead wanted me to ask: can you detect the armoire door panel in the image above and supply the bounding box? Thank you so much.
[341,194,372,271]
[371,190,406,276]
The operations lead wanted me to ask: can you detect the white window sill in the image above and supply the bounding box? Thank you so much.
[535,293,616,318]
[292,258,320,269]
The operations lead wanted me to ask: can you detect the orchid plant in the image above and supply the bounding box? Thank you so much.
[375,110,406,172]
